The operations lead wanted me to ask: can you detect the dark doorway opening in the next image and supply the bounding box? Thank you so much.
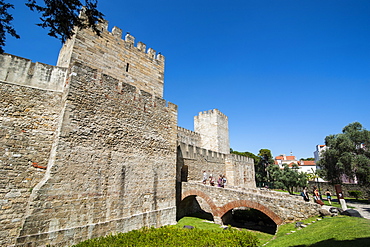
[177,195,214,222]
[222,207,277,234]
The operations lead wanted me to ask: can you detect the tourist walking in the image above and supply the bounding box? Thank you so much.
[325,189,332,205]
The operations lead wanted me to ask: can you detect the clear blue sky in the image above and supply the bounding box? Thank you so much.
[5,0,370,159]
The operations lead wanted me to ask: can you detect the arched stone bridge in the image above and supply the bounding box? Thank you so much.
[179,182,321,225]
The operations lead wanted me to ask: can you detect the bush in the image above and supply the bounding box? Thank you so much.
[72,226,260,247]
[348,190,362,200]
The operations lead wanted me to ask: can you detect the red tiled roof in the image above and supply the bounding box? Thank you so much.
[301,160,316,166]
[286,156,296,160]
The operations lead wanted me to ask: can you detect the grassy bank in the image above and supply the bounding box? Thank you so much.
[72,215,370,247]
[265,216,370,246]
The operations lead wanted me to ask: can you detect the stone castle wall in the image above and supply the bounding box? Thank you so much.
[57,20,165,98]
[0,41,177,246]
[14,62,177,246]
[0,54,67,246]
[225,154,255,188]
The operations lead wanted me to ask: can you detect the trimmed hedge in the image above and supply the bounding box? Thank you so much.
[348,190,363,200]
[72,226,260,247]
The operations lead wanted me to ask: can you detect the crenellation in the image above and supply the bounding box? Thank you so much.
[177,127,201,138]
[137,41,146,52]
[125,33,135,44]
[96,19,109,32]
[147,48,156,60]
[112,26,122,39]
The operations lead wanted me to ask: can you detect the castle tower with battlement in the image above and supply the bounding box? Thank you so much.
[57,19,165,98]
[194,109,230,154]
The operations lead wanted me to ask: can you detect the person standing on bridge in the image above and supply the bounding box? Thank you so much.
[222,175,227,187]
[217,175,223,187]
[202,171,207,184]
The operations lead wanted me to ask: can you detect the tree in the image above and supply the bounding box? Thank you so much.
[230,149,259,161]
[300,157,315,161]
[0,1,20,53]
[0,0,104,53]
[318,122,370,185]
[267,163,307,194]
[255,149,274,186]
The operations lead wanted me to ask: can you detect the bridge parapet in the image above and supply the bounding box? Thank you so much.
[181,182,321,225]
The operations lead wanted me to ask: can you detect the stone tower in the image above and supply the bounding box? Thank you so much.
[57,19,165,98]
[194,109,230,154]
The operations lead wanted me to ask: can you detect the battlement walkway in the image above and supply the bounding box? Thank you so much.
[180,181,321,225]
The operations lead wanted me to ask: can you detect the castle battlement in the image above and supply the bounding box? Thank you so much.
[95,20,164,62]
[197,109,228,120]
[230,153,254,163]
[0,53,67,92]
[178,141,226,163]
[177,126,201,147]
[57,19,166,98]
[177,126,201,138]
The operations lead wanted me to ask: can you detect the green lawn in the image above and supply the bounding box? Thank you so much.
[72,215,370,247]
[265,216,370,247]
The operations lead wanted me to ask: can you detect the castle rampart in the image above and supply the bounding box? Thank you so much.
[177,126,201,147]
[0,54,67,91]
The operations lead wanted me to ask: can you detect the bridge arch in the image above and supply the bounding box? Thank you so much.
[218,200,283,225]
[180,189,219,218]
[180,189,283,226]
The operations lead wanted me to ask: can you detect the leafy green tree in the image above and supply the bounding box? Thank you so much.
[0,1,20,53]
[255,149,274,186]
[267,163,307,194]
[318,122,370,185]
[230,149,259,161]
[300,157,315,161]
[0,0,104,53]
